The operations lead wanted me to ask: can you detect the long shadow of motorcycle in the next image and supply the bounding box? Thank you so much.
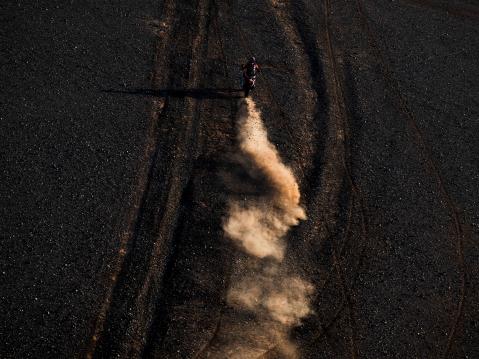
[101,87,245,99]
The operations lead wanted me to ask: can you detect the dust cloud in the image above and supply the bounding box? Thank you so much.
[228,270,314,327]
[224,98,306,261]
[222,98,313,358]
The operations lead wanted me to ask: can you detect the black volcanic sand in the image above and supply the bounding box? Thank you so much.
[1,0,159,357]
[1,0,478,358]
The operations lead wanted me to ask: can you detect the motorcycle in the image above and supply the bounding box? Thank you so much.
[241,71,256,98]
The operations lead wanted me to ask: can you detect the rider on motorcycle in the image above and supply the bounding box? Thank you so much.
[242,57,260,87]
[241,57,260,97]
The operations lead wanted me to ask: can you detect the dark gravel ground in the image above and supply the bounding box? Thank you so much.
[1,0,159,357]
[341,1,479,357]
[320,1,479,357]
[1,0,478,358]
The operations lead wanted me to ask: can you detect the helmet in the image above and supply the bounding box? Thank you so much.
[250,56,256,63]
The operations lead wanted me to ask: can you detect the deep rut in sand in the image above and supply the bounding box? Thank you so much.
[85,0,231,357]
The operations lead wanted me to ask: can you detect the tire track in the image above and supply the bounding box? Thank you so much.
[84,0,213,357]
[322,0,372,356]
[266,1,368,357]
[182,1,234,356]
[354,1,467,357]
[263,0,317,183]
[83,1,176,357]
[118,0,211,356]
[142,1,244,356]
[307,197,367,351]
[279,11,355,346]
[262,1,369,357]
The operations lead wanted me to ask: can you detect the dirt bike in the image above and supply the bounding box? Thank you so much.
[241,72,256,98]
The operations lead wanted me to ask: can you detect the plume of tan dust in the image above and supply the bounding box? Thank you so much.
[220,99,314,359]
[224,98,306,261]
[227,271,314,327]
